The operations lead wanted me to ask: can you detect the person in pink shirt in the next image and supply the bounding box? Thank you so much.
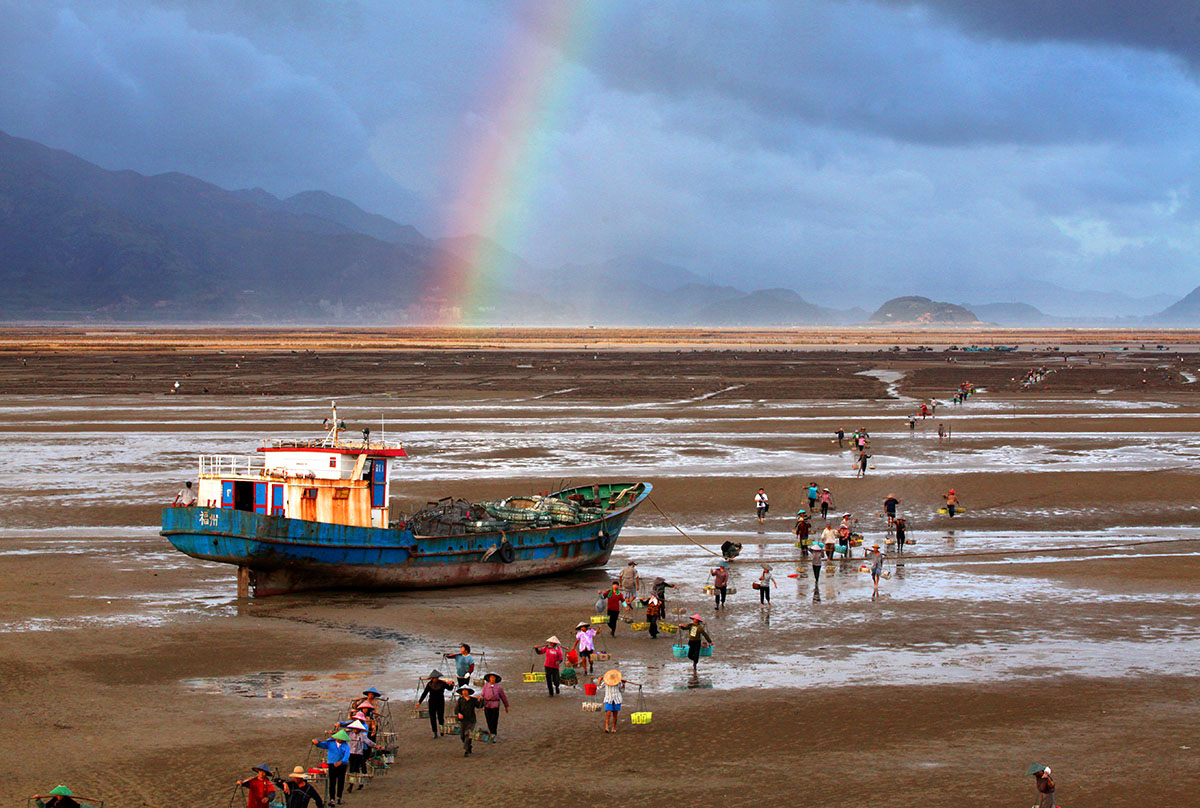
[532,636,565,697]
[480,673,509,736]
[571,621,599,674]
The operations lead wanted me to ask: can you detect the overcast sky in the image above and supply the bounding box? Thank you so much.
[2,0,1198,307]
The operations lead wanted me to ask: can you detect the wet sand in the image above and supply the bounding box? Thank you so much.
[1,331,1199,807]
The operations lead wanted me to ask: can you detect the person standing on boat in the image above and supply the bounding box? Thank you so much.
[710,561,729,610]
[600,582,623,636]
[455,686,481,757]
[173,480,197,507]
[684,615,712,674]
[533,636,566,696]
[572,621,599,674]
[312,731,350,805]
[480,673,509,736]
[238,765,277,808]
[417,670,454,738]
[617,561,640,608]
[755,488,769,524]
[444,644,475,687]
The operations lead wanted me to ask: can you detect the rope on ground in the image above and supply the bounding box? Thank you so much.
[889,535,1200,562]
[647,497,723,557]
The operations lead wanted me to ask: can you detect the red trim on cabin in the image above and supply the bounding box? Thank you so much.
[257,447,408,457]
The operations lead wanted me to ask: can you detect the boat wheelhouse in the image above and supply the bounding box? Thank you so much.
[196,408,404,529]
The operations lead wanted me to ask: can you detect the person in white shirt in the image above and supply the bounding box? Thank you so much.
[173,481,197,507]
[754,488,769,524]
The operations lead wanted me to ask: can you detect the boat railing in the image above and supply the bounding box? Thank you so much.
[263,438,405,451]
[199,454,266,479]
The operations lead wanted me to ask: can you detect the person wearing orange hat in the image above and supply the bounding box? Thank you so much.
[943,488,959,517]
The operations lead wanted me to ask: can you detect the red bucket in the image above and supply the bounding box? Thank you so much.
[584,683,597,696]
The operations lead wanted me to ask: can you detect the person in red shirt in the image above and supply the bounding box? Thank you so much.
[598,582,623,637]
[237,765,276,808]
[532,636,566,697]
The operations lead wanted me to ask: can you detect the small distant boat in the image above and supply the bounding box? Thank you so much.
[161,404,651,597]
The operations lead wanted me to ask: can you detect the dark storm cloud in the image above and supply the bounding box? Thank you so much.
[0,3,369,193]
[882,1,1200,66]
[573,1,1200,148]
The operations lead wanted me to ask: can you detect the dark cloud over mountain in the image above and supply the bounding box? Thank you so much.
[0,1,1195,312]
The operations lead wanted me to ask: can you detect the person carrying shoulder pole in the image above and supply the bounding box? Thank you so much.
[684,615,712,674]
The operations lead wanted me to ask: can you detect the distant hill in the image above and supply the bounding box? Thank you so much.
[870,296,979,324]
[0,129,457,320]
[1153,285,1200,323]
[693,288,854,326]
[966,301,1053,325]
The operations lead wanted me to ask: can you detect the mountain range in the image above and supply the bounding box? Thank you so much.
[0,129,1195,326]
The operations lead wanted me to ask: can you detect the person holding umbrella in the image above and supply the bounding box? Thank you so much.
[417,669,455,738]
[684,614,712,674]
[480,672,509,736]
[237,765,277,808]
[279,767,324,808]
[1028,764,1055,808]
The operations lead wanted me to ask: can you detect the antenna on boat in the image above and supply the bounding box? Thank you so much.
[328,400,339,447]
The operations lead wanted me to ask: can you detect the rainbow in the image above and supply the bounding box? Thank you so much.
[429,0,602,324]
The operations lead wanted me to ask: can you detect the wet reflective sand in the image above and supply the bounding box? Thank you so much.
[2,345,1199,807]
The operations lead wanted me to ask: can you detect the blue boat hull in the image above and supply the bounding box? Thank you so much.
[161,483,651,596]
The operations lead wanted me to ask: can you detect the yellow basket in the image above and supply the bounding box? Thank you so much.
[522,671,546,683]
[590,615,608,624]
[630,621,650,631]
[631,711,652,724]
[659,623,679,634]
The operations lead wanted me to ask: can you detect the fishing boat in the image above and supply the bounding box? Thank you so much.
[160,405,651,597]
